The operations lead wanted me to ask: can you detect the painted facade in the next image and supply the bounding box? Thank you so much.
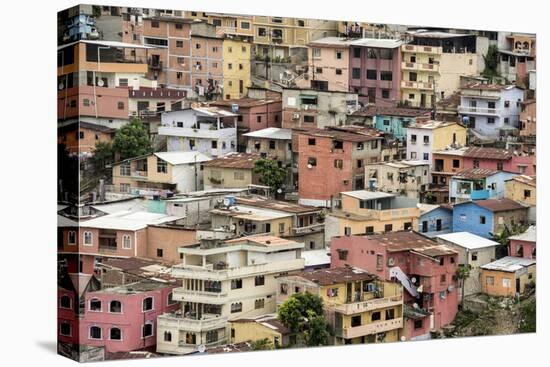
[406,121,467,165]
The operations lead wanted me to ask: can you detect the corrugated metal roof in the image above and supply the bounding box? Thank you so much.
[481,256,535,272]
[154,151,211,165]
[243,127,292,140]
[436,232,499,250]
[203,152,262,169]
[341,190,395,200]
[509,225,536,242]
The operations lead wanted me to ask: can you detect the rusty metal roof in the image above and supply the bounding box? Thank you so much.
[472,198,528,212]
[290,266,378,286]
[203,152,262,169]
[463,147,514,160]
[453,168,500,180]
[365,231,457,257]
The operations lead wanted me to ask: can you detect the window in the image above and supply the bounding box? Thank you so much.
[496,161,503,171]
[176,72,182,80]
[504,100,510,108]
[471,252,478,261]
[254,298,265,309]
[110,327,122,340]
[307,157,317,167]
[365,226,374,235]
[338,249,348,260]
[156,158,168,174]
[423,135,430,144]
[151,20,160,28]
[304,115,315,123]
[279,222,285,234]
[164,331,172,342]
[487,117,495,124]
[258,28,266,37]
[352,68,361,79]
[60,322,71,336]
[175,22,183,30]
[453,159,460,168]
[176,40,183,48]
[233,171,244,180]
[504,117,510,124]
[376,254,383,271]
[409,93,415,100]
[423,153,429,161]
[409,72,418,82]
[334,159,343,169]
[280,283,288,294]
[195,43,201,49]
[206,330,218,343]
[241,21,250,29]
[357,159,363,168]
[344,227,351,236]
[440,274,446,283]
[524,189,531,198]
[353,47,361,58]
[486,276,494,285]
[473,159,480,168]
[411,152,417,159]
[109,300,122,313]
[371,311,381,321]
[142,297,153,311]
[414,319,423,330]
[385,309,395,320]
[156,248,163,258]
[479,216,486,225]
[410,134,417,143]
[83,99,90,107]
[502,278,511,288]
[60,295,71,309]
[255,275,265,286]
[211,140,218,149]
[381,89,390,99]
[335,68,342,75]
[366,69,377,80]
[67,231,76,245]
[231,302,242,313]
[351,315,362,327]
[121,235,131,249]
[89,326,102,339]
[367,48,377,58]
[231,279,243,289]
[142,323,153,337]
[242,46,247,53]
[83,231,93,245]
[380,71,392,81]
[336,51,343,59]
[312,48,321,58]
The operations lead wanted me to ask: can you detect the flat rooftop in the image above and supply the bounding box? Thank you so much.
[81,210,182,231]
[290,266,378,286]
[340,190,395,200]
[436,232,499,250]
[364,231,457,257]
[509,226,536,242]
[243,127,292,140]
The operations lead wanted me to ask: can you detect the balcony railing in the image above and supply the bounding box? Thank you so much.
[458,106,501,115]
[471,189,490,200]
[341,318,403,339]
[173,288,228,304]
[331,295,403,315]
[290,223,325,235]
[400,80,434,90]
[402,45,442,54]
[157,313,228,333]
[401,62,439,72]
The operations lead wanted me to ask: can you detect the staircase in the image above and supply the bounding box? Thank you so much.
[389,266,419,298]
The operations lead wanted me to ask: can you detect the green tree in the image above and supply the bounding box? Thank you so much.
[251,338,274,350]
[482,45,500,80]
[278,292,329,346]
[490,223,528,259]
[112,118,152,160]
[253,158,287,193]
[88,141,113,177]
[456,265,471,306]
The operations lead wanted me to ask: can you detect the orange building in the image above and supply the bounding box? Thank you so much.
[480,256,536,297]
[58,121,114,156]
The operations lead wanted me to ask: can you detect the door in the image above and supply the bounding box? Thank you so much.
[346,283,352,303]
[516,278,521,293]
[436,219,442,231]
[422,221,428,233]
[420,93,426,108]
[265,223,271,233]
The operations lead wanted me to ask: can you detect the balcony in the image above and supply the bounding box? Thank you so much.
[157,313,228,333]
[332,295,403,315]
[196,229,235,241]
[401,80,434,90]
[148,59,163,71]
[158,126,236,140]
[458,106,501,116]
[290,223,325,236]
[402,45,442,55]
[172,258,305,281]
[471,189,490,200]
[173,288,228,304]
[401,62,440,72]
[131,170,149,180]
[341,318,403,338]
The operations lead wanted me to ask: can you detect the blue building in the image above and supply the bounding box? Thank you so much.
[373,107,431,142]
[418,204,453,237]
[449,168,517,204]
[452,199,528,238]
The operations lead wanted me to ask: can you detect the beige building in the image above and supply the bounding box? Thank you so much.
[202,152,262,189]
[366,160,430,200]
[505,175,536,206]
[156,235,305,354]
[230,314,291,348]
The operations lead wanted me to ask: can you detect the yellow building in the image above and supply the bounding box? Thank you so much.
[111,151,211,193]
[505,175,536,206]
[480,257,536,297]
[223,38,252,99]
[277,267,404,345]
[202,152,261,189]
[230,314,291,348]
[431,122,467,151]
[325,191,420,241]
[401,32,480,108]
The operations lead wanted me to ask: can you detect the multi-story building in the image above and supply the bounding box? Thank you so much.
[431,147,468,192]
[400,31,483,108]
[156,235,305,355]
[452,199,529,238]
[519,100,536,139]
[461,147,536,175]
[497,33,536,85]
[296,127,383,206]
[325,190,419,241]
[406,121,467,165]
[202,152,262,189]
[449,168,516,203]
[330,231,459,335]
[458,83,524,138]
[158,106,238,157]
[372,106,431,142]
[222,38,252,99]
[189,22,224,98]
[504,175,536,206]
[509,225,536,259]
[281,88,359,129]
[366,160,430,200]
[277,267,404,345]
[111,151,211,194]
[58,121,114,156]
[436,232,499,299]
[243,128,293,163]
[128,86,187,118]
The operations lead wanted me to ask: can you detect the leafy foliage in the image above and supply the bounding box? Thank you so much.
[482,45,500,79]
[251,338,274,350]
[112,118,152,160]
[490,223,529,259]
[57,143,79,202]
[88,141,113,177]
[518,300,536,333]
[277,292,329,346]
[253,158,287,192]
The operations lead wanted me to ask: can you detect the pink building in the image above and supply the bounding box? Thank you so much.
[462,147,536,175]
[330,231,458,335]
[79,280,179,353]
[509,225,536,259]
[58,86,130,121]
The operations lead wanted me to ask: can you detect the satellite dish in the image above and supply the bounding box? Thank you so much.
[58,82,65,90]
[97,79,105,87]
[223,198,231,206]
[197,344,206,353]
[411,277,417,284]
[230,224,236,231]
[400,336,407,342]
[307,164,312,169]
[277,188,282,194]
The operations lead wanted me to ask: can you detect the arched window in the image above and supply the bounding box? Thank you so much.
[89,298,102,312]
[89,326,102,339]
[110,300,122,313]
[67,231,76,245]
[523,41,530,50]
[142,297,153,311]
[60,295,72,309]
[517,245,524,257]
[206,330,218,343]
[515,41,522,49]
[83,231,93,245]
[230,302,242,313]
[60,322,71,336]
[122,235,131,249]
[142,322,153,337]
[110,327,122,340]
[164,331,172,342]
[185,332,196,344]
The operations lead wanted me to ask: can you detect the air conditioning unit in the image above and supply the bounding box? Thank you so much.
[292,113,300,120]
[387,258,395,266]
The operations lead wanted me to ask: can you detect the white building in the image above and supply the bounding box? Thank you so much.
[366,160,430,199]
[436,232,499,299]
[158,106,238,157]
[458,83,524,138]
[156,235,305,355]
